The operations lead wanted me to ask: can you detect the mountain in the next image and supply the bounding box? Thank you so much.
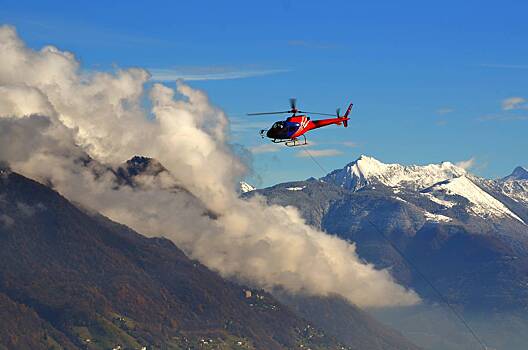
[114,156,171,188]
[321,155,528,229]
[322,155,466,192]
[113,157,423,349]
[249,155,528,350]
[253,156,528,307]
[239,181,256,194]
[0,166,350,350]
[503,166,528,181]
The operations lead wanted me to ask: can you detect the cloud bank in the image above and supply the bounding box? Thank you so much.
[0,25,419,307]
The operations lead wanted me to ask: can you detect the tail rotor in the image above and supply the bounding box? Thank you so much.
[338,103,353,128]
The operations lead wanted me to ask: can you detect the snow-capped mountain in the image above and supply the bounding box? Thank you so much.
[321,155,527,225]
[322,155,466,192]
[248,158,528,350]
[250,156,528,306]
[239,181,256,193]
[423,175,525,224]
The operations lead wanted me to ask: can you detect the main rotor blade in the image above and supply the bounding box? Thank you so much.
[290,98,297,110]
[298,110,336,116]
[247,111,291,116]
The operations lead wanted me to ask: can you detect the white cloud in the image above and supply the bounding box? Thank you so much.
[455,157,476,170]
[436,107,454,115]
[0,25,419,308]
[148,66,289,81]
[340,141,358,148]
[502,97,528,111]
[250,143,282,154]
[296,149,343,158]
[229,117,271,133]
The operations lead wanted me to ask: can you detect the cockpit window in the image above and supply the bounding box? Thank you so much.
[272,122,284,129]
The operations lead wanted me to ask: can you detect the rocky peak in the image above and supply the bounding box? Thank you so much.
[503,166,528,181]
[122,156,166,177]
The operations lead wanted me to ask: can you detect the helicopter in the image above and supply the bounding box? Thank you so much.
[247,98,353,147]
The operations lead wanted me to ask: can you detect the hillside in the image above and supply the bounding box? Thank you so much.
[0,166,347,350]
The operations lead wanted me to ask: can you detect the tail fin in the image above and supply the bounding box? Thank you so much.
[341,103,353,127]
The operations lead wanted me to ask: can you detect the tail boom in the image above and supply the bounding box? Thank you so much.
[310,103,353,129]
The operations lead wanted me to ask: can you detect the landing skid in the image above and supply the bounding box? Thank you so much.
[273,135,307,147]
[286,135,307,147]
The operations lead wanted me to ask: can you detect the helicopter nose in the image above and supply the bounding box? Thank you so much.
[266,129,275,138]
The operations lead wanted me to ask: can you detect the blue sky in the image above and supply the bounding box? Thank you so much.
[1,0,527,186]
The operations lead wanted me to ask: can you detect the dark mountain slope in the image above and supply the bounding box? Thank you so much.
[275,294,421,350]
[0,292,76,350]
[0,167,345,350]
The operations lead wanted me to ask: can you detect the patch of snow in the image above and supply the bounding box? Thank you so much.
[422,193,456,208]
[429,176,525,224]
[392,196,408,203]
[498,180,528,205]
[286,186,306,191]
[239,181,256,193]
[424,211,452,223]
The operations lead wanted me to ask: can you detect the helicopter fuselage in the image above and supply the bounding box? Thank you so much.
[265,115,348,140]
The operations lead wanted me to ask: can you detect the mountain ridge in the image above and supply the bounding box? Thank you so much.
[319,155,528,226]
[249,155,528,349]
[321,155,467,192]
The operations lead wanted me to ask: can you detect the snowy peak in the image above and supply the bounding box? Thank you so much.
[239,181,256,193]
[322,155,466,191]
[321,156,527,225]
[424,175,525,224]
[503,166,528,181]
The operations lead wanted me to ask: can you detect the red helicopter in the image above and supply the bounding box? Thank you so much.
[248,98,353,147]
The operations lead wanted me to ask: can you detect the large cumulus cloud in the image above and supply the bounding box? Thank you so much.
[0,25,419,307]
